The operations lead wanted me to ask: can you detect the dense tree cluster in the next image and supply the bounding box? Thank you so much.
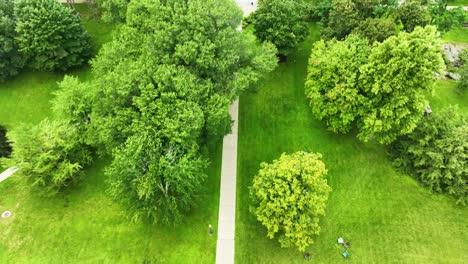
[389,107,467,205]
[250,151,331,252]
[31,0,276,224]
[251,0,309,56]
[306,26,444,144]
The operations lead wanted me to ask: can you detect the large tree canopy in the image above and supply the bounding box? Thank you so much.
[306,26,444,144]
[54,0,277,224]
[14,0,91,71]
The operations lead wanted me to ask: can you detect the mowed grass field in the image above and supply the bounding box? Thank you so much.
[0,5,222,263]
[235,24,468,263]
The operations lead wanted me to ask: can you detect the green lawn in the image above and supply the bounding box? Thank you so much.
[0,5,222,263]
[235,24,468,263]
[448,0,468,6]
[442,27,468,44]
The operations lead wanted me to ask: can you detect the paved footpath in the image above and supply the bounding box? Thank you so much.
[215,1,257,264]
[0,167,18,183]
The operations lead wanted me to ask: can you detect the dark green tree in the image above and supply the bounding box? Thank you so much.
[251,0,309,56]
[429,0,465,34]
[15,0,91,71]
[390,106,467,205]
[396,0,431,32]
[0,0,24,82]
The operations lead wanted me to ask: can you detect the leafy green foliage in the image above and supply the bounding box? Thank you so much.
[352,17,398,43]
[96,0,129,23]
[396,0,431,32]
[306,26,444,144]
[14,0,91,71]
[305,35,371,133]
[389,106,467,205]
[252,0,308,55]
[8,119,93,195]
[107,134,208,225]
[321,0,398,40]
[430,0,466,34]
[0,0,24,82]
[358,26,444,143]
[250,151,331,252]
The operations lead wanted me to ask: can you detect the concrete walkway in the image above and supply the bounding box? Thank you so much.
[0,167,18,183]
[215,1,257,264]
[215,100,239,264]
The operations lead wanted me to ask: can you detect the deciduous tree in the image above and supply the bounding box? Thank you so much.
[250,151,332,252]
[251,0,309,56]
[390,106,467,205]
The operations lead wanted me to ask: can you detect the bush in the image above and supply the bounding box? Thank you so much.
[0,0,24,82]
[250,151,332,252]
[0,125,12,158]
[9,119,93,195]
[15,0,91,71]
[389,106,467,205]
[352,18,398,44]
[396,0,431,32]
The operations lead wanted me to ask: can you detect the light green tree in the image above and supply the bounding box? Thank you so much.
[358,26,444,144]
[8,119,93,195]
[250,151,332,252]
[305,34,371,133]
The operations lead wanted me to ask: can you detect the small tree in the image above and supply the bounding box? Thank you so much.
[8,119,93,195]
[252,0,309,56]
[96,0,129,23]
[429,0,465,34]
[0,0,24,82]
[15,0,91,71]
[390,106,467,205]
[106,133,208,224]
[250,151,332,252]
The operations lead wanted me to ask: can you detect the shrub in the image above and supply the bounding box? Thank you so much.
[390,106,467,205]
[15,0,91,71]
[250,151,332,252]
[0,125,12,158]
[9,119,93,195]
